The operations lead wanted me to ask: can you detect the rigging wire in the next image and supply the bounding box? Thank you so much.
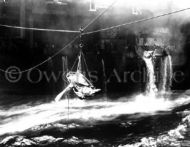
[67,91,70,130]
[82,7,190,35]
[60,1,120,131]
[0,36,79,74]
[0,6,189,75]
[0,24,80,33]
[81,51,93,86]
[64,2,119,128]
[82,0,118,31]
[0,1,189,132]
[70,55,79,71]
[0,0,118,75]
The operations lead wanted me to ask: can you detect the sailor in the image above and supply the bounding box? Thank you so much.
[55,57,100,101]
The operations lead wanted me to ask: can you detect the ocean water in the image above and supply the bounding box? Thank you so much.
[0,92,190,147]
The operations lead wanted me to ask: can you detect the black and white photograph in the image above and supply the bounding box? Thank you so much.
[0,0,190,146]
